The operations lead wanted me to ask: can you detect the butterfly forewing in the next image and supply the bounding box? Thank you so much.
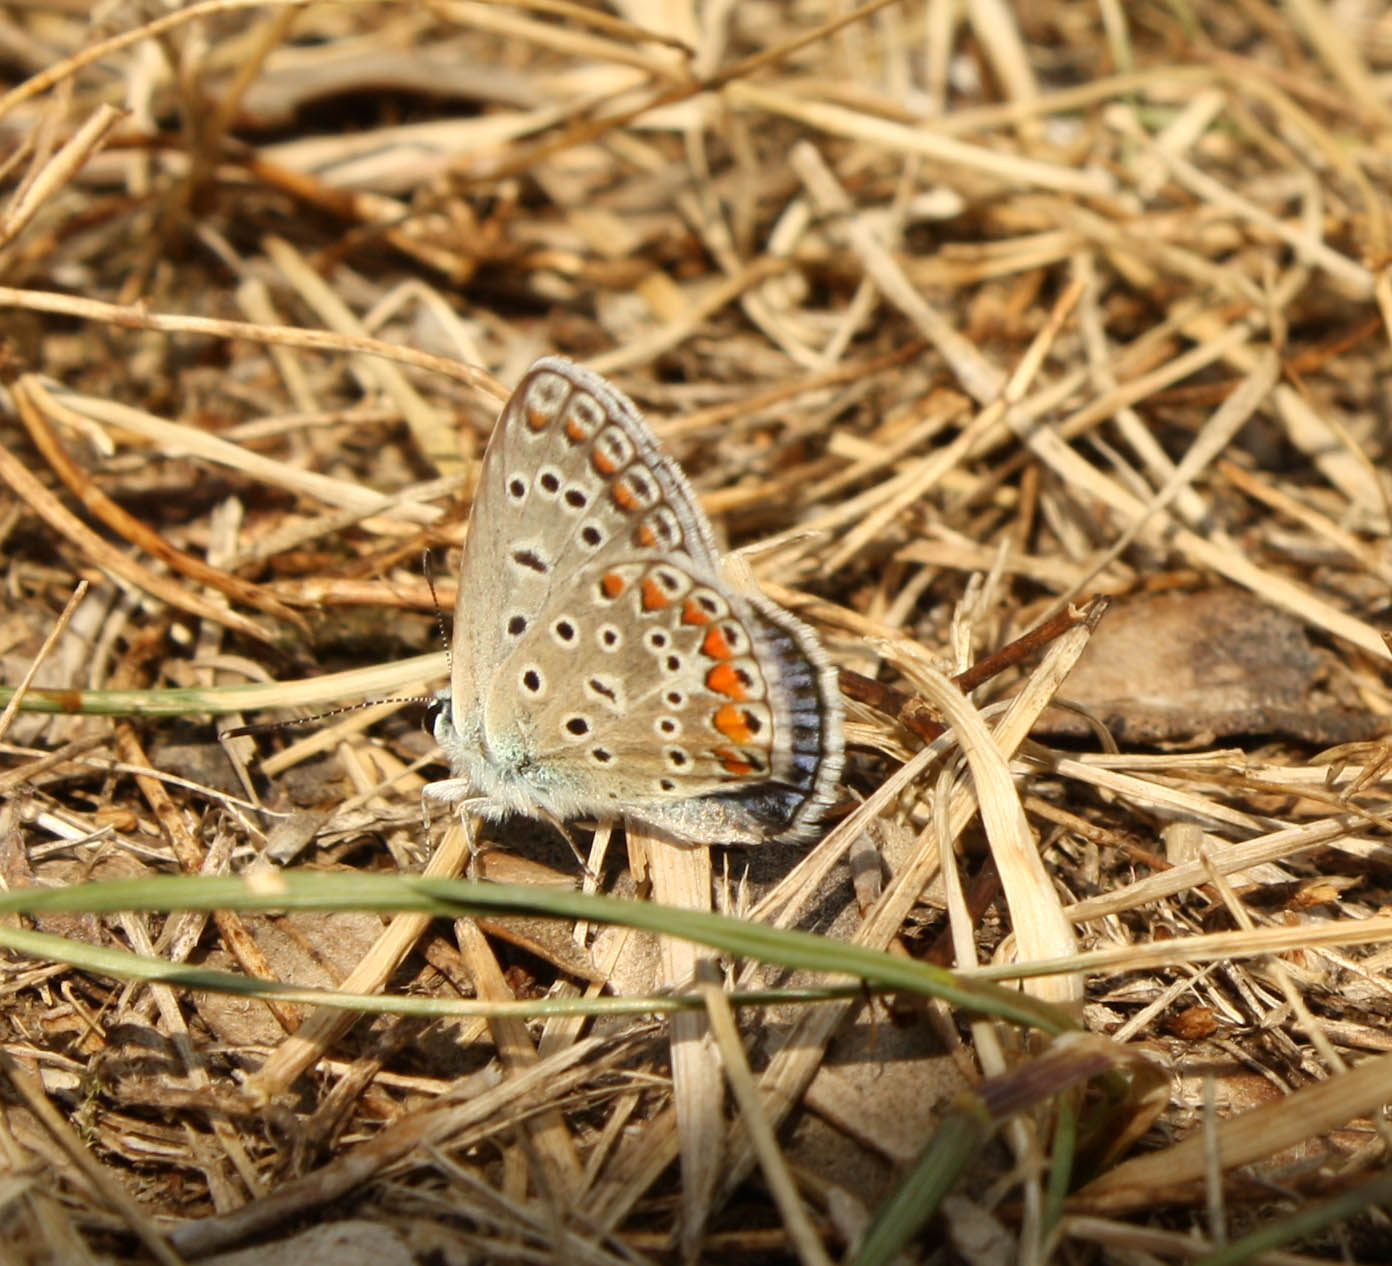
[454,365,703,671]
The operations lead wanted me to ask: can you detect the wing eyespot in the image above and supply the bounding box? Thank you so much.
[636,506,682,550]
[561,395,605,444]
[523,371,568,429]
[591,427,635,476]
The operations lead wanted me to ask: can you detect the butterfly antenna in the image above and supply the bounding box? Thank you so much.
[224,696,437,740]
[423,548,452,670]
[228,552,454,745]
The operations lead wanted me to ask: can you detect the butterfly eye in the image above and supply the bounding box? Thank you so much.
[425,693,450,732]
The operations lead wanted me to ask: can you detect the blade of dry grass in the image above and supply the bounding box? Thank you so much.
[0,419,275,644]
[16,380,307,632]
[454,916,585,1199]
[1074,1049,1392,1212]
[640,829,722,1262]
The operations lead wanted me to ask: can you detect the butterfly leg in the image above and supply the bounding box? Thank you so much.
[538,808,603,885]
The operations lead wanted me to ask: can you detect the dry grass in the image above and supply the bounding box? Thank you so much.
[2,1,1392,1262]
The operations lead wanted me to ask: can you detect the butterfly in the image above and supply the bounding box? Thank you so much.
[426,357,843,844]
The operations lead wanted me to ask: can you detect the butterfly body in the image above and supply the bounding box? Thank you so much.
[428,357,843,845]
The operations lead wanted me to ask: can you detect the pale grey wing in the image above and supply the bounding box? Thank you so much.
[459,356,841,842]
[446,383,524,724]
[456,357,720,710]
[523,357,722,570]
[481,554,844,842]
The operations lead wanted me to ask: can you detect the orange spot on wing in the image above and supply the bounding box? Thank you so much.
[526,405,550,431]
[592,448,618,476]
[600,572,626,598]
[682,598,712,625]
[565,417,588,442]
[640,577,671,611]
[714,746,755,776]
[713,704,754,744]
[636,523,657,547]
[702,625,735,659]
[706,662,749,700]
[611,480,640,512]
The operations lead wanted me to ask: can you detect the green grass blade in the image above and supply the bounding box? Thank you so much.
[0,871,1075,1033]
